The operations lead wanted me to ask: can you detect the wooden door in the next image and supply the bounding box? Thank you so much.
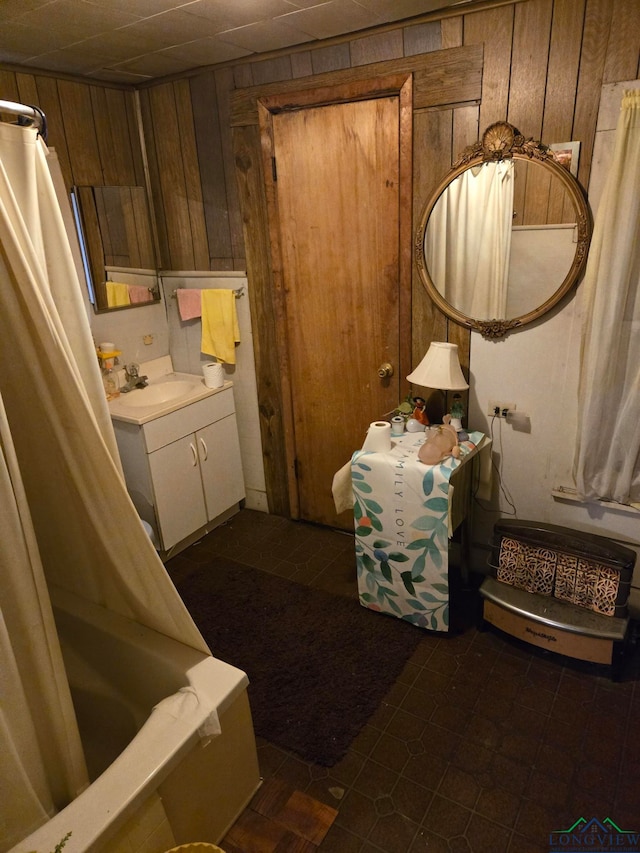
[271,97,402,528]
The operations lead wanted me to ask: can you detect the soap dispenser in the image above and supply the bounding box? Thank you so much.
[97,343,122,401]
[101,357,120,400]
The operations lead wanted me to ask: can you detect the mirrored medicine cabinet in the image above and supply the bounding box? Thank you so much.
[71,184,161,313]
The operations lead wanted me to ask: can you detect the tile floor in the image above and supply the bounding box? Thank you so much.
[165,509,640,853]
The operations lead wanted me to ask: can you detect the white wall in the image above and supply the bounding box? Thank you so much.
[468,79,640,611]
[160,271,267,512]
[82,79,640,594]
[87,271,267,514]
[506,224,576,317]
[90,297,169,367]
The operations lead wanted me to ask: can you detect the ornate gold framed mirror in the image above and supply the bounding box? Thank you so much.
[415,122,592,338]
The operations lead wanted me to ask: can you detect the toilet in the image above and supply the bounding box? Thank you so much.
[140,518,159,549]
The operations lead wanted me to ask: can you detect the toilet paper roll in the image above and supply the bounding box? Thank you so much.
[202,361,224,389]
[362,421,392,453]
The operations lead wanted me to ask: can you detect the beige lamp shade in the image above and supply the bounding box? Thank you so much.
[406,341,469,390]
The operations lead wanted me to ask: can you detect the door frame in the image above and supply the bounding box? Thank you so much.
[257,75,414,519]
[230,46,482,518]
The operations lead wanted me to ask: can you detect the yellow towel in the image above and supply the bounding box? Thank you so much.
[106,281,131,307]
[200,289,240,364]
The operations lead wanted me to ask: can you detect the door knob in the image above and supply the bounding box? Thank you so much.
[377,362,394,378]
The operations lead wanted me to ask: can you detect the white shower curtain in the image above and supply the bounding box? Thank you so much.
[0,394,89,847]
[574,90,640,504]
[426,160,514,319]
[0,122,209,849]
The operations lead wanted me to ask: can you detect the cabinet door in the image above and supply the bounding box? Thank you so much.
[148,434,208,550]
[197,415,245,522]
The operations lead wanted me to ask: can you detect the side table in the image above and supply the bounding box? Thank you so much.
[351,430,489,631]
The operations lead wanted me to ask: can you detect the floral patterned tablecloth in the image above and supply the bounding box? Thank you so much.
[352,430,485,631]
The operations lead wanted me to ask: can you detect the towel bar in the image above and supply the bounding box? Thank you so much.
[171,287,244,299]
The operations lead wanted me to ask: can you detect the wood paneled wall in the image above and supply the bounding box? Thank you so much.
[228,46,484,516]
[0,71,144,192]
[135,0,637,273]
[1,0,638,517]
[135,0,638,516]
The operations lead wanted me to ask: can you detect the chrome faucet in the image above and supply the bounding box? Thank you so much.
[121,362,149,392]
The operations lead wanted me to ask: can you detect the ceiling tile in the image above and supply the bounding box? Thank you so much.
[84,67,154,84]
[115,9,226,48]
[182,0,301,32]
[277,0,381,40]
[216,18,316,52]
[285,0,344,7]
[66,30,157,63]
[0,49,35,65]
[80,0,190,13]
[0,0,55,21]
[0,0,487,84]
[13,0,139,42]
[354,0,467,19]
[0,21,72,57]
[22,46,117,75]
[158,37,252,66]
[66,26,159,56]
[108,52,195,76]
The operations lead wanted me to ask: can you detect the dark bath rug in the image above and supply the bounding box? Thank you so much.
[175,557,423,767]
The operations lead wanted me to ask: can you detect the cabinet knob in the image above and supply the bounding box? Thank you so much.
[377,362,394,378]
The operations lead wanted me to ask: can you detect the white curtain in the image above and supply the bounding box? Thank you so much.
[0,395,89,848]
[574,90,640,504]
[426,160,514,319]
[0,122,209,850]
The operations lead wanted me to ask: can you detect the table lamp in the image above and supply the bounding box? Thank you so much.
[406,342,469,428]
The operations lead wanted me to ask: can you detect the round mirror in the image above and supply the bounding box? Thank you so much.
[415,122,592,338]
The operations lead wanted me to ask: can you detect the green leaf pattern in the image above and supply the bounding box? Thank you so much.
[352,432,482,632]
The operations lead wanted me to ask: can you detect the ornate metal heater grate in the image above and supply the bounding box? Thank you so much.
[494,532,632,618]
[480,520,636,678]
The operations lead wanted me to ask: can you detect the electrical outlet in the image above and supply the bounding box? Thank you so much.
[487,400,516,418]
[143,334,154,345]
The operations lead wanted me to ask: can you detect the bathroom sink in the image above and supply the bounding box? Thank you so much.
[118,380,198,408]
[108,358,230,425]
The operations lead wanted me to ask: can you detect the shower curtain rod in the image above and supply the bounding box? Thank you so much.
[0,98,47,141]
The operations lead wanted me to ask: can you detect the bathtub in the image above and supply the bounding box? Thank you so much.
[10,586,261,853]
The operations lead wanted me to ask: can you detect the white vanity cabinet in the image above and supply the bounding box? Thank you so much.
[112,384,245,554]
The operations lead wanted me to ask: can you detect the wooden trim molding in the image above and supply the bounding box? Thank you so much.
[254,73,414,518]
[230,44,483,126]
[232,44,484,518]
[130,0,517,90]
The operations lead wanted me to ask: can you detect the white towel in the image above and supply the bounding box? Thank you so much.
[332,460,353,514]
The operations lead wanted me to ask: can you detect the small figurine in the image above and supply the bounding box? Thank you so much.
[412,396,430,425]
[418,415,461,465]
[450,394,464,432]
